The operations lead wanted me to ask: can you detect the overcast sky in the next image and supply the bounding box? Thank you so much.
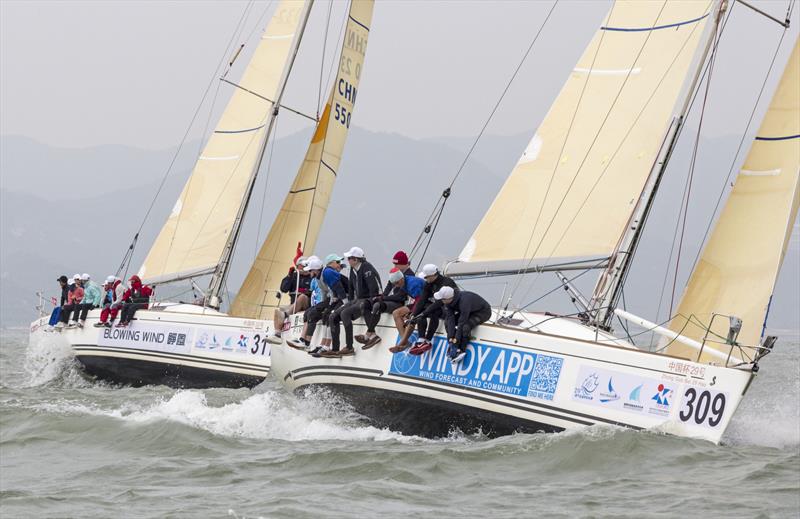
[1,0,798,150]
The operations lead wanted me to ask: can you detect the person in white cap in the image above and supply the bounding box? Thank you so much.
[57,274,85,329]
[71,273,102,328]
[435,287,491,364]
[286,256,325,350]
[404,264,458,355]
[266,257,314,344]
[322,246,381,357]
[95,276,121,328]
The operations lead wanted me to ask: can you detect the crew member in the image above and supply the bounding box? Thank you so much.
[117,275,154,327]
[73,273,101,328]
[404,264,458,355]
[386,269,425,353]
[266,257,313,344]
[322,246,381,357]
[56,274,84,330]
[95,275,122,328]
[435,286,492,364]
[358,250,415,349]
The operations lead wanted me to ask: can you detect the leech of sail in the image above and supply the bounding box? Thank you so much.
[667,38,800,361]
[447,0,718,280]
[137,0,313,287]
[231,0,375,319]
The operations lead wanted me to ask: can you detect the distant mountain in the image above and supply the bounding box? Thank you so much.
[1,130,797,337]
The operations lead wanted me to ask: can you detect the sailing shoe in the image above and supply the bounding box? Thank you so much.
[66,321,77,329]
[307,346,323,356]
[54,322,65,331]
[78,321,85,328]
[339,347,355,356]
[362,335,382,350]
[93,322,106,328]
[409,340,432,356]
[354,334,368,344]
[266,334,283,345]
[287,338,309,350]
[104,321,113,328]
[451,350,467,365]
[319,349,342,358]
[116,321,128,328]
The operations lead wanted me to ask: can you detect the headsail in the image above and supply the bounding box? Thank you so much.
[138,1,308,285]
[667,38,800,361]
[231,0,374,319]
[446,1,715,277]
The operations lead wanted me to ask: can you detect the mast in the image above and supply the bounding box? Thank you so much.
[207,0,315,309]
[589,0,729,329]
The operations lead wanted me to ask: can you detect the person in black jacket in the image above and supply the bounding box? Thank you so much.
[405,264,458,355]
[357,250,415,349]
[267,258,313,344]
[436,286,491,364]
[322,246,381,357]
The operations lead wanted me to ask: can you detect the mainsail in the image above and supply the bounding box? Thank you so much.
[231,0,374,319]
[446,0,715,277]
[667,39,800,361]
[138,1,308,285]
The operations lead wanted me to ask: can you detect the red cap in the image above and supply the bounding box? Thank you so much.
[129,275,141,283]
[392,251,409,265]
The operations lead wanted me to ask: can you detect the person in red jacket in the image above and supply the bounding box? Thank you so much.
[116,275,153,327]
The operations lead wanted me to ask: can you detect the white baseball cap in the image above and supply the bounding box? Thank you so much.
[304,257,324,271]
[81,273,91,281]
[344,246,365,259]
[72,273,81,281]
[421,264,439,277]
[105,275,116,284]
[388,270,404,283]
[296,256,308,267]
[433,286,455,301]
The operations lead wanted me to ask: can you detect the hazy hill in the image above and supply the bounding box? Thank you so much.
[1,129,798,339]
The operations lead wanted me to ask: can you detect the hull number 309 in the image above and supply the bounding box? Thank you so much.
[679,387,726,428]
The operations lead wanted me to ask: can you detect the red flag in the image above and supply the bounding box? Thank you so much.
[293,241,303,266]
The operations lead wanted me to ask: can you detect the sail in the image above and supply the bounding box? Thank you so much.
[447,0,715,277]
[667,39,800,361]
[230,0,374,319]
[137,1,307,285]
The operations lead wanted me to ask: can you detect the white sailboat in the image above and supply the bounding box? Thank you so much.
[271,0,799,443]
[28,0,375,388]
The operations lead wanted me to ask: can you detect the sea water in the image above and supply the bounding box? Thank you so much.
[1,329,798,518]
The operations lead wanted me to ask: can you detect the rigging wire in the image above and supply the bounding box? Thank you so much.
[408,0,560,266]
[684,7,793,287]
[254,115,281,260]
[667,13,724,317]
[115,1,260,279]
[318,0,334,119]
[507,1,685,311]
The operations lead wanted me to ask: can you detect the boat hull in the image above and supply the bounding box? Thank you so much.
[273,312,754,443]
[29,304,273,389]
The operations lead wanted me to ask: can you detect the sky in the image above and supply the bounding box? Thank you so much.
[1,0,798,150]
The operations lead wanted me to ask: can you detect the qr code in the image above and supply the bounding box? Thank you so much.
[528,355,563,395]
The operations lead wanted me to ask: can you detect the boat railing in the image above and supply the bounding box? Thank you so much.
[697,313,774,368]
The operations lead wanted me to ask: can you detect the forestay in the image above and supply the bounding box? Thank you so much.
[668,39,800,361]
[447,0,714,277]
[138,1,306,285]
[231,0,374,319]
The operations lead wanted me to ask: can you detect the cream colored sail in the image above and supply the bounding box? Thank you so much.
[138,1,307,285]
[231,0,373,319]
[667,39,800,362]
[447,0,715,277]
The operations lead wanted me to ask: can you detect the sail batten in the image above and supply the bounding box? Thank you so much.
[231,0,374,319]
[667,39,800,361]
[448,0,715,279]
[137,0,308,286]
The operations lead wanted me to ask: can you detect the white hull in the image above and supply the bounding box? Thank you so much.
[29,303,274,388]
[271,310,754,443]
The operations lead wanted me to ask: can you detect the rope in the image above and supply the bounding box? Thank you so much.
[408,0,559,266]
[667,17,722,317]
[254,116,280,260]
[116,1,258,276]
